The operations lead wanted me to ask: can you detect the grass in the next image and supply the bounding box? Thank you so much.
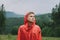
[0,35,16,40]
[0,35,60,40]
[42,37,60,40]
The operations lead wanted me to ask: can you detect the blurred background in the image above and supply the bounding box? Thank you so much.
[0,0,60,40]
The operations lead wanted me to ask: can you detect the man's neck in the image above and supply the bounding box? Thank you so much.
[28,22,33,27]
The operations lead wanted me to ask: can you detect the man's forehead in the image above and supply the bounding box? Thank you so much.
[29,14,35,16]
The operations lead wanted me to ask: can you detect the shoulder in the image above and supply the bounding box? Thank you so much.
[35,25,40,29]
[34,25,41,31]
[18,25,25,30]
[19,25,24,28]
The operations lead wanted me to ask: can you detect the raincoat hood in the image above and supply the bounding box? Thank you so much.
[24,13,36,25]
[24,13,36,30]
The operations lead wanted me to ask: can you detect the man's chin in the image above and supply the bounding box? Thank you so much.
[28,21,34,23]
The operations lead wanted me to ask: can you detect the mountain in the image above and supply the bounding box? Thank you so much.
[5,13,52,34]
[6,11,51,18]
[5,13,52,27]
[6,11,24,18]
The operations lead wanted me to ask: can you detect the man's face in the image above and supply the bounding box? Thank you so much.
[27,14,35,23]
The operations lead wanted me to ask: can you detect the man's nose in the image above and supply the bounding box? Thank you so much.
[32,17,35,20]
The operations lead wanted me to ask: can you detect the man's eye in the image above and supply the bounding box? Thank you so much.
[30,16,32,17]
[30,16,35,17]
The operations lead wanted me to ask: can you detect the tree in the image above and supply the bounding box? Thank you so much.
[0,4,6,34]
[51,3,60,37]
[52,3,60,24]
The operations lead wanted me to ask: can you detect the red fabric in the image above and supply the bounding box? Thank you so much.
[17,13,42,40]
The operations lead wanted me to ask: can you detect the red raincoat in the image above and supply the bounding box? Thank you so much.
[17,13,42,40]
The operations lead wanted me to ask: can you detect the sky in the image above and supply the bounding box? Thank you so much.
[0,0,60,15]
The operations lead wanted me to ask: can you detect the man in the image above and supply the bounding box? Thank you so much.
[17,12,42,40]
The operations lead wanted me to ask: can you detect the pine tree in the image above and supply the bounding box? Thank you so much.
[0,4,6,34]
[51,3,60,37]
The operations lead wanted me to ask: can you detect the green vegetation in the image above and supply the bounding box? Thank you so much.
[0,35,60,40]
[0,35,17,40]
[0,2,60,37]
[0,4,6,34]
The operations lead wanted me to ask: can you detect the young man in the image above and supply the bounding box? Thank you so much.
[17,12,42,40]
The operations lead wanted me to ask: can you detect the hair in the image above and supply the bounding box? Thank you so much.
[27,12,35,15]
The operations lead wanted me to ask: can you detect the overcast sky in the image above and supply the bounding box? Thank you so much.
[0,0,60,15]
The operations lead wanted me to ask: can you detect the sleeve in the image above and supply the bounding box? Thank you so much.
[17,27,21,40]
[38,27,42,40]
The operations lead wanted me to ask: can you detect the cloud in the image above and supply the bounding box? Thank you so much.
[0,0,60,15]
